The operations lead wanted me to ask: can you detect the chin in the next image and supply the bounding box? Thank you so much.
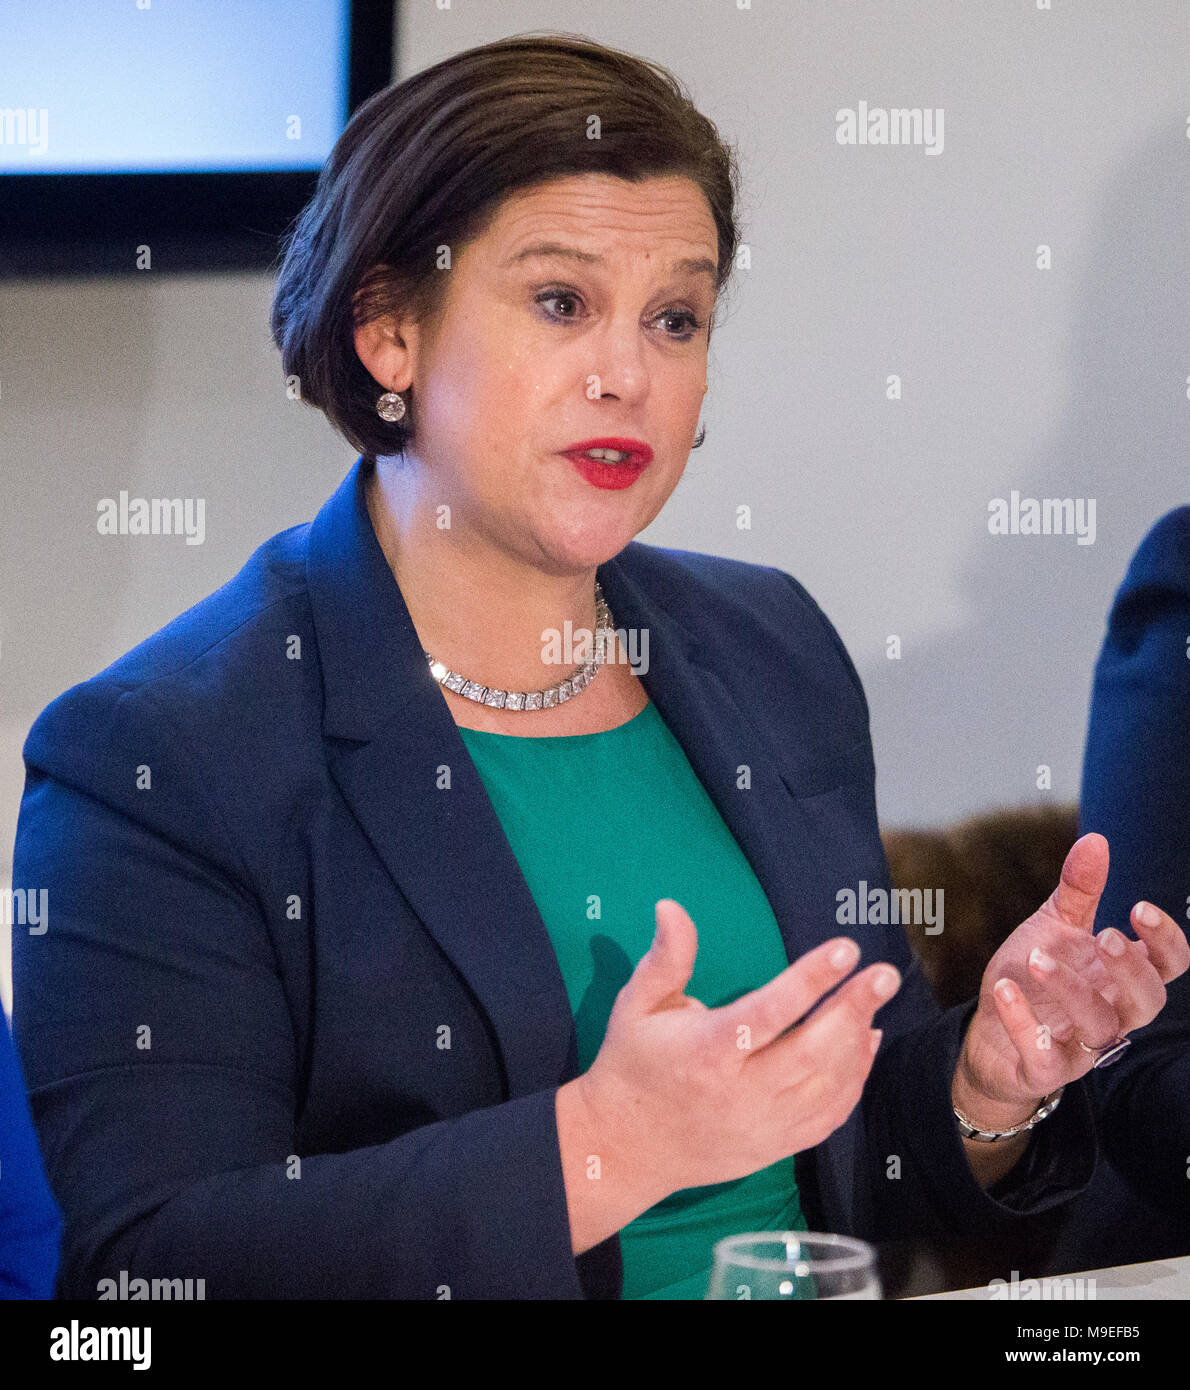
[534,522,638,574]
[519,483,660,569]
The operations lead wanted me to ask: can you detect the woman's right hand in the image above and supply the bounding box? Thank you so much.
[576,898,902,1197]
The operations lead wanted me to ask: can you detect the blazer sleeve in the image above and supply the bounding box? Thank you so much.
[776,569,1099,1243]
[11,680,589,1299]
[1077,505,1190,1214]
[860,995,1098,1243]
[0,1006,62,1298]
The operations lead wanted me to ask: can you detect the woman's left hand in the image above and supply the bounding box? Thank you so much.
[953,832,1190,1127]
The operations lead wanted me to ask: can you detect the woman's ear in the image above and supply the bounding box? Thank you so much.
[353,313,414,396]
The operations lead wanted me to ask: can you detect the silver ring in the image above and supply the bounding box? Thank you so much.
[1078,1037,1132,1069]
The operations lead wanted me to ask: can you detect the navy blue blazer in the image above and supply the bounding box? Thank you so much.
[1045,505,1190,1268]
[0,1011,61,1298]
[12,457,1097,1299]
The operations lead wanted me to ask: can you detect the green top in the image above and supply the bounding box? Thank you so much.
[458,698,807,1300]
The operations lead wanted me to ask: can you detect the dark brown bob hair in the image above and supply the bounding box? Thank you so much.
[269,32,741,460]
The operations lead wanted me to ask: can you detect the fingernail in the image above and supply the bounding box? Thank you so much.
[1136,901,1162,929]
[869,1029,883,1054]
[1029,946,1055,973]
[830,940,860,970]
[872,968,900,999]
[994,977,1017,1003]
[1098,928,1126,958]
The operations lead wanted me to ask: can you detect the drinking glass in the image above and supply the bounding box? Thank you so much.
[705,1231,880,1300]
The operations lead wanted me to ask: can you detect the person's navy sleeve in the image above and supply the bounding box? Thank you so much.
[0,1005,62,1298]
[1078,505,1190,1215]
[11,679,587,1299]
[862,994,1098,1243]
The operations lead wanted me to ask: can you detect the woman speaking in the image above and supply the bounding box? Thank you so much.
[11,34,1188,1300]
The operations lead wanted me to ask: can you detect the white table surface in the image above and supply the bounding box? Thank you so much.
[908,1253,1190,1300]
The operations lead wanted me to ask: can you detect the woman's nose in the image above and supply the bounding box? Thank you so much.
[584,320,650,401]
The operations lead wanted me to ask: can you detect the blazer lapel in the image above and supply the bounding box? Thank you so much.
[307,459,832,1104]
[307,461,577,1098]
[594,551,830,973]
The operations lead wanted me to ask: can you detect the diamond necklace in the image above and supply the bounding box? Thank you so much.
[423,582,614,711]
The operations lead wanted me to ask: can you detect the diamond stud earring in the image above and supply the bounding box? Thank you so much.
[376,389,407,422]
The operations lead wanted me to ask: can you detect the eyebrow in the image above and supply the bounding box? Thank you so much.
[503,241,717,281]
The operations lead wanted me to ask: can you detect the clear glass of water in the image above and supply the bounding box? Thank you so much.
[705,1231,881,1300]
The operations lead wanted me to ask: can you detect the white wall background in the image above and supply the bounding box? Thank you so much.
[2,1,1188,1004]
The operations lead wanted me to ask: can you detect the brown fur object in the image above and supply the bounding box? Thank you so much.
[881,804,1080,1010]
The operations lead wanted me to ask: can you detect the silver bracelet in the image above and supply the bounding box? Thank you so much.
[953,1086,1065,1142]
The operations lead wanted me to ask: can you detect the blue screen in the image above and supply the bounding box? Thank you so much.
[0,0,351,174]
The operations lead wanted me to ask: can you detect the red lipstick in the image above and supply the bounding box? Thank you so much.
[559,437,653,491]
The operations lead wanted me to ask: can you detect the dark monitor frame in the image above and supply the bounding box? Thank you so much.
[0,0,395,279]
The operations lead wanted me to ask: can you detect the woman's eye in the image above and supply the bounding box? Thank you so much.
[535,291,703,339]
[657,310,702,340]
[536,290,583,320]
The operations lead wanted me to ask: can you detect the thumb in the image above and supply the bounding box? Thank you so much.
[1048,831,1109,931]
[623,899,699,1014]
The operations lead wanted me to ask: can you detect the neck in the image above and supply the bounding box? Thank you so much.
[366,457,604,692]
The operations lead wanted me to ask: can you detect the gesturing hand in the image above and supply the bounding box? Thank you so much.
[954,832,1190,1126]
[577,898,902,1196]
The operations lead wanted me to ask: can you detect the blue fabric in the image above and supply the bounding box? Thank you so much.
[11,456,1098,1299]
[1047,506,1190,1268]
[0,1007,61,1298]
